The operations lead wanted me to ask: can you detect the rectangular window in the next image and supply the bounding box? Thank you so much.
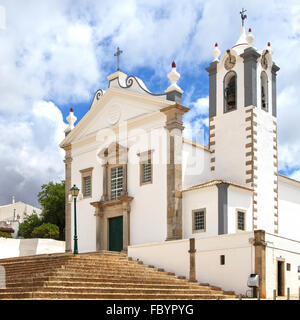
[220,255,225,265]
[142,159,152,184]
[139,150,153,186]
[111,166,123,200]
[287,263,291,271]
[237,211,245,231]
[192,209,206,233]
[80,167,93,198]
[83,176,91,197]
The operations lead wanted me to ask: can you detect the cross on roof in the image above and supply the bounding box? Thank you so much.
[240,8,247,26]
[114,47,123,71]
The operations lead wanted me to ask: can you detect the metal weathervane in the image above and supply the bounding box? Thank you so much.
[240,8,247,26]
[114,47,123,71]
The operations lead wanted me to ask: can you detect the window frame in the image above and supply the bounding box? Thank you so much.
[192,208,206,234]
[110,165,124,201]
[80,167,93,199]
[138,150,154,186]
[236,209,246,232]
[223,70,237,114]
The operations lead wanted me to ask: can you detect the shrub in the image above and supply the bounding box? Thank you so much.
[38,181,65,240]
[18,214,43,238]
[0,231,12,238]
[31,223,60,240]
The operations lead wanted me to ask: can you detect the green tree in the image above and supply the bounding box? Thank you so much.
[38,180,65,240]
[0,231,13,238]
[18,213,43,238]
[31,223,60,240]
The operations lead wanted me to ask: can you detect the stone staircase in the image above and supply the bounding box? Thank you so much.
[0,251,236,300]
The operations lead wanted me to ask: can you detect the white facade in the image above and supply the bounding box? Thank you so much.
[129,233,254,296]
[278,175,300,241]
[129,231,300,298]
[60,23,300,298]
[0,200,41,222]
[0,200,42,238]
[265,233,300,297]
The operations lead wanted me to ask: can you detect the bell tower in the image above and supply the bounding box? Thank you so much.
[206,12,280,234]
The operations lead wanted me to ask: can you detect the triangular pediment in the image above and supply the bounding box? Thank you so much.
[60,87,174,147]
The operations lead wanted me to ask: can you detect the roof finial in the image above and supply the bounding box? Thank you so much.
[114,47,123,71]
[212,43,221,61]
[240,8,247,26]
[165,62,183,95]
[64,107,77,136]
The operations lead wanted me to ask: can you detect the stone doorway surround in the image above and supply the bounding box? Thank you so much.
[91,196,133,252]
[91,142,133,252]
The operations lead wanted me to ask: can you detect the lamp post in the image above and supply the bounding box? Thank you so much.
[70,184,79,255]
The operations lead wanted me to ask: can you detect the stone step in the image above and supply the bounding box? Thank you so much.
[0,253,128,266]
[51,270,179,279]
[0,286,223,295]
[0,291,235,300]
[5,274,198,286]
[6,270,184,281]
[4,280,220,291]
[63,261,141,267]
[3,263,148,274]
[4,268,174,280]
[42,281,216,291]
[1,257,134,268]
[58,266,164,273]
[3,260,144,270]
[0,256,71,265]
[7,275,198,289]
[0,251,237,300]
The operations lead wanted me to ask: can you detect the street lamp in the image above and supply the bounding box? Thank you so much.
[70,184,79,255]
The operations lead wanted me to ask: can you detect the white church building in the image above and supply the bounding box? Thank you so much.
[60,19,300,298]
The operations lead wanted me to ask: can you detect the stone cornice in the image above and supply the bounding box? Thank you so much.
[205,61,218,75]
[61,143,72,151]
[271,63,280,74]
[160,103,190,115]
[240,47,261,62]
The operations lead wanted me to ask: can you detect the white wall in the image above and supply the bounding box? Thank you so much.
[195,232,254,295]
[71,146,99,253]
[0,201,41,223]
[278,176,300,241]
[128,239,190,279]
[182,186,218,239]
[254,106,277,234]
[265,232,300,297]
[182,142,212,189]
[213,53,246,185]
[228,186,253,234]
[128,232,255,296]
[0,238,65,259]
[70,111,168,252]
[127,121,167,245]
[183,185,253,239]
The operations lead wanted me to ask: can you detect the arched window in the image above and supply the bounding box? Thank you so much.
[261,71,268,111]
[224,71,237,113]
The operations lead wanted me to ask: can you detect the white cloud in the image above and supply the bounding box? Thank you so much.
[0,101,66,206]
[291,169,300,181]
[0,0,300,206]
[183,96,209,146]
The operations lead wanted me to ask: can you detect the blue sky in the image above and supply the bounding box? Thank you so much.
[0,0,300,206]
